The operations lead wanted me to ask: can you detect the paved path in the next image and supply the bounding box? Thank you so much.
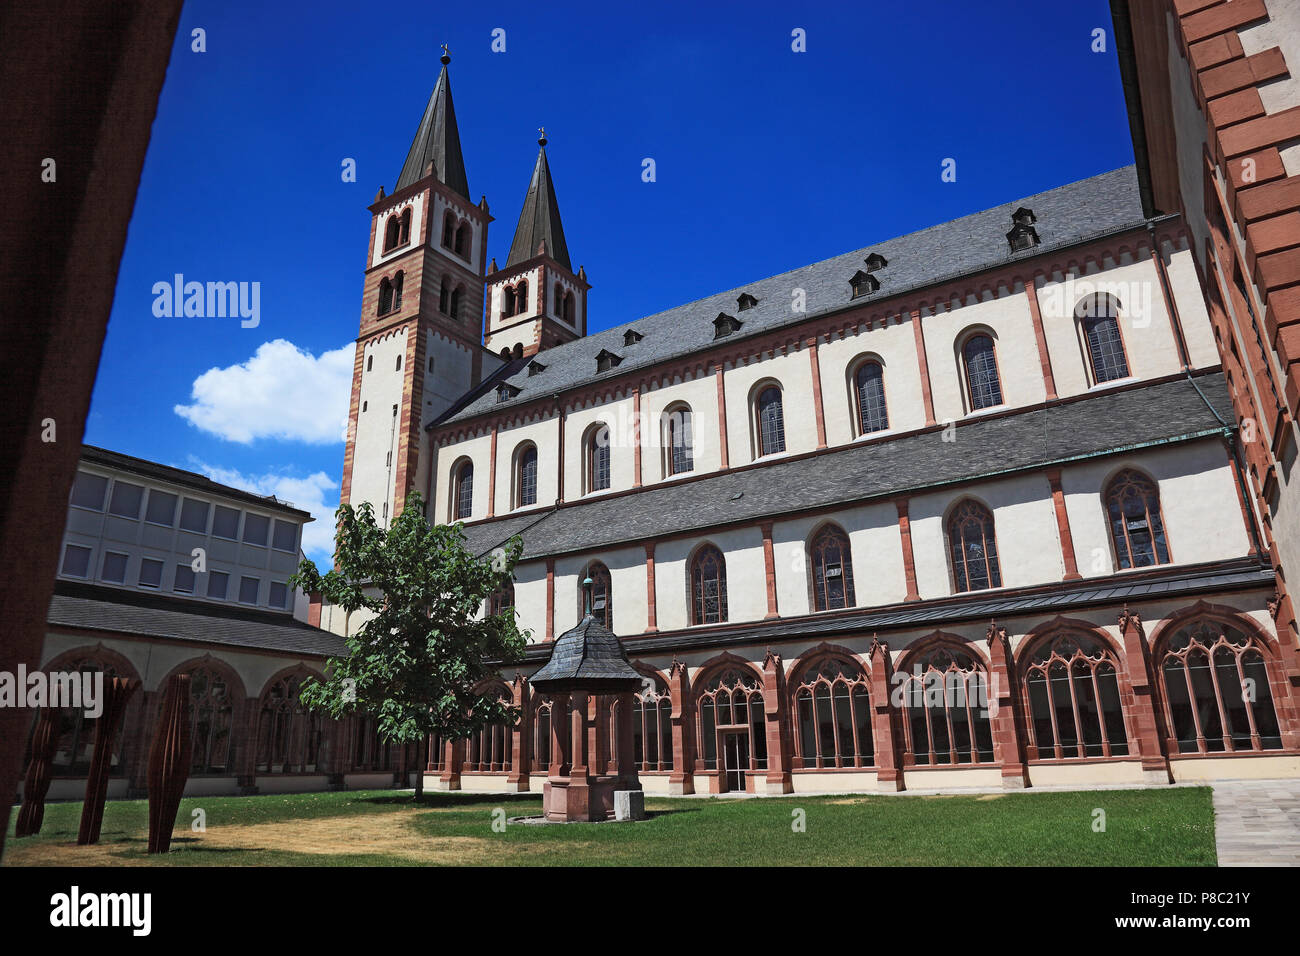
[1211,779,1300,866]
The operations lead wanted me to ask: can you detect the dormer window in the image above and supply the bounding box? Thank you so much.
[1007,207,1039,252]
[713,313,743,339]
[736,292,759,311]
[595,349,623,373]
[527,360,547,377]
[863,252,888,272]
[849,270,879,299]
[623,329,644,347]
[496,382,521,403]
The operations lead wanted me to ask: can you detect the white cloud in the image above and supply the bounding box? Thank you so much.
[188,459,338,562]
[175,339,353,444]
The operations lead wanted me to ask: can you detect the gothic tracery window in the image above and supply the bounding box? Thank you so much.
[897,645,994,766]
[695,667,766,774]
[809,524,856,612]
[690,544,728,625]
[1105,469,1170,569]
[582,561,612,627]
[463,684,513,772]
[632,676,674,772]
[187,666,235,774]
[961,333,1003,411]
[1160,618,1282,754]
[793,659,873,768]
[255,672,325,773]
[1024,633,1129,759]
[947,499,1001,592]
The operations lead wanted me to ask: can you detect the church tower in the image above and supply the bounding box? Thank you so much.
[483,131,588,359]
[340,50,499,525]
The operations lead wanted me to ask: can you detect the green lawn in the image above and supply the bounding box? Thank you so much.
[2,786,1218,866]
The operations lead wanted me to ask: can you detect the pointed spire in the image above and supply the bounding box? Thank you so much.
[506,131,571,270]
[395,48,469,198]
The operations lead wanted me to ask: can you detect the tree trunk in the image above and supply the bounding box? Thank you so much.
[413,735,426,801]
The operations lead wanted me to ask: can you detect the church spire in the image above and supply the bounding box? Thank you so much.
[506,130,571,270]
[395,47,469,197]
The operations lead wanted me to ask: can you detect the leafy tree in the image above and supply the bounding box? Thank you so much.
[289,491,526,799]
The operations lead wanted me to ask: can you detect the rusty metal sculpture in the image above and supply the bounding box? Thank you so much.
[146,673,192,853]
[77,677,138,845]
[15,709,59,837]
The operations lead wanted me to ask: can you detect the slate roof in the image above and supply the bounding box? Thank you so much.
[395,58,470,198]
[441,165,1148,425]
[48,581,349,657]
[513,557,1275,661]
[506,144,571,270]
[528,613,644,691]
[461,371,1235,562]
[81,446,313,519]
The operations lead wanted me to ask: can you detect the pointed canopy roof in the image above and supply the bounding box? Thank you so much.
[506,136,571,271]
[529,578,642,692]
[395,54,469,198]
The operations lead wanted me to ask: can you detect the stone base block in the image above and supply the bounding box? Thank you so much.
[614,789,646,821]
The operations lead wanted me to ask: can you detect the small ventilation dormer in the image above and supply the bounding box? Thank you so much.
[863,253,888,273]
[736,292,759,311]
[713,312,743,339]
[849,271,880,299]
[496,382,522,403]
[595,349,623,373]
[527,360,547,377]
[1007,207,1040,252]
[623,329,644,347]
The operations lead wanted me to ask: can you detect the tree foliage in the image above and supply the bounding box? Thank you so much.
[289,491,527,749]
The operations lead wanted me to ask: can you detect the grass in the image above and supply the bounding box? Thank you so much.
[2,786,1218,866]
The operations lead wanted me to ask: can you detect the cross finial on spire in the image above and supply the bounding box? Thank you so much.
[538,126,548,147]
[440,43,450,65]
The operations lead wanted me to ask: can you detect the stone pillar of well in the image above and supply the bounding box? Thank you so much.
[505,674,532,791]
[762,649,793,794]
[1117,606,1171,784]
[615,692,637,786]
[667,658,695,795]
[985,621,1028,789]
[869,637,903,792]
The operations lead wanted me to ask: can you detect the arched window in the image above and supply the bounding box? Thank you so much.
[186,665,236,774]
[503,286,516,317]
[690,544,728,625]
[427,732,445,773]
[695,667,766,787]
[755,385,785,456]
[1076,292,1130,384]
[897,645,994,766]
[853,360,889,435]
[553,282,563,316]
[383,215,401,252]
[454,221,471,258]
[809,524,856,611]
[512,343,523,360]
[792,659,873,768]
[947,499,1001,592]
[632,674,673,772]
[1105,469,1170,569]
[449,285,462,321]
[391,271,404,312]
[663,405,694,476]
[256,671,326,773]
[44,656,130,777]
[452,460,473,520]
[582,561,613,627]
[1160,618,1282,753]
[1023,633,1129,759]
[463,684,513,773]
[488,580,514,617]
[563,291,576,323]
[531,696,552,771]
[586,424,611,493]
[438,275,450,314]
[441,212,456,249]
[352,714,393,772]
[516,444,538,507]
[515,281,528,315]
[377,277,394,315]
[398,208,411,245]
[960,333,1003,411]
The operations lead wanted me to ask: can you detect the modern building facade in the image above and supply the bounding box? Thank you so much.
[332,46,1300,795]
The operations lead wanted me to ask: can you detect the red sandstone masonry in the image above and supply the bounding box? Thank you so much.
[1199,47,1288,100]
[1180,0,1268,45]
[1207,87,1266,129]
[1220,105,1300,158]
[1188,32,1244,71]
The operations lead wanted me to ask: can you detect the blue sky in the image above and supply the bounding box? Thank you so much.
[86,0,1135,559]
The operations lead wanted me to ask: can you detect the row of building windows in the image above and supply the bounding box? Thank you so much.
[59,543,291,608]
[479,468,1170,631]
[458,614,1284,780]
[69,472,299,552]
[374,270,468,321]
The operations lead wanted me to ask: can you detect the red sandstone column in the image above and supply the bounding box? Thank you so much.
[667,659,694,795]
[911,310,937,427]
[807,337,828,449]
[238,697,259,794]
[550,693,571,775]
[715,364,730,469]
[556,404,567,502]
[869,637,903,791]
[632,386,643,487]
[644,542,658,633]
[761,521,779,619]
[616,692,637,784]
[896,499,921,602]
[1023,278,1058,400]
[1045,468,1082,581]
[569,690,591,820]
[1117,606,1171,784]
[505,674,531,791]
[439,737,462,791]
[985,622,1028,788]
[589,694,609,777]
[762,649,793,793]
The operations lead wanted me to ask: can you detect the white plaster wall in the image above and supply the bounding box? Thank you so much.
[652,527,767,631]
[1165,243,1221,368]
[351,330,408,520]
[817,319,927,445]
[723,350,817,464]
[431,431,491,523]
[495,417,560,513]
[640,374,720,482]
[565,394,636,497]
[511,559,548,644]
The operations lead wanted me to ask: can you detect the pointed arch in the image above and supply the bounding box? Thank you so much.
[254,665,328,774]
[691,656,766,780]
[159,656,247,774]
[895,634,993,766]
[688,541,728,625]
[580,559,613,628]
[463,679,513,773]
[787,650,873,769]
[628,661,673,772]
[945,497,1001,592]
[807,521,856,611]
[1104,467,1171,569]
